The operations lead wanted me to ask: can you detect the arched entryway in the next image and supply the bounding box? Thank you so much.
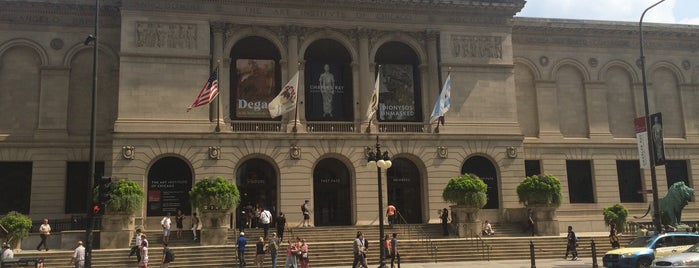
[313,158,352,226]
[386,157,423,223]
[236,158,278,217]
[147,156,193,216]
[461,156,499,209]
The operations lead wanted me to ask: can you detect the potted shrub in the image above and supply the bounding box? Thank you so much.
[189,176,240,245]
[96,178,144,249]
[0,211,32,250]
[516,174,563,236]
[603,204,629,232]
[442,173,488,237]
[516,174,562,207]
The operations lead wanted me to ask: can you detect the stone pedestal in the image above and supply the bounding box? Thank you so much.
[201,211,229,245]
[529,205,559,236]
[450,205,481,237]
[100,213,135,249]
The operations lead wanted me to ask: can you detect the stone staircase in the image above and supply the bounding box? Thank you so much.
[11,224,634,267]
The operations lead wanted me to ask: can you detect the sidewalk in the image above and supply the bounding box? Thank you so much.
[317,257,605,268]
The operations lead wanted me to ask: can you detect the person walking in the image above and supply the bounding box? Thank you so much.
[236,232,247,267]
[390,233,401,268]
[255,236,267,268]
[609,223,620,248]
[524,208,536,236]
[384,234,391,262]
[302,200,311,227]
[260,207,272,239]
[138,240,149,268]
[161,213,172,244]
[269,232,281,268]
[129,228,143,258]
[36,218,51,251]
[283,239,298,268]
[386,204,397,226]
[1,243,13,261]
[352,231,367,268]
[440,208,449,236]
[69,240,85,268]
[175,209,185,239]
[161,242,174,268]
[191,212,200,241]
[276,212,287,240]
[298,238,309,268]
[564,226,578,261]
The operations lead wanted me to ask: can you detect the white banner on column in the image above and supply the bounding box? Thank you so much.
[635,116,650,169]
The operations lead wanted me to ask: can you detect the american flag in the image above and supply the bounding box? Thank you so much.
[187,68,219,112]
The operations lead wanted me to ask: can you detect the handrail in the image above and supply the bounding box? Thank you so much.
[466,228,491,261]
[394,211,438,263]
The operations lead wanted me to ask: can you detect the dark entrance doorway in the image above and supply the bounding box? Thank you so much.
[387,158,423,223]
[147,156,193,216]
[313,158,351,226]
[461,156,499,209]
[236,158,278,219]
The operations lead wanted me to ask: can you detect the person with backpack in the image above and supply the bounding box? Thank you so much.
[269,232,281,268]
[161,243,174,267]
[564,226,578,261]
[301,200,311,227]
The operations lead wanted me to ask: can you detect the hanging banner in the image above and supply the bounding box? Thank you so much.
[650,112,666,166]
[306,62,349,121]
[235,59,276,118]
[379,64,417,121]
[635,116,650,169]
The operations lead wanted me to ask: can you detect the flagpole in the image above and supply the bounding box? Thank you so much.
[214,62,221,132]
[434,67,451,134]
[292,62,301,133]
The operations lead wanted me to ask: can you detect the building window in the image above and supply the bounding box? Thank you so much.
[304,39,353,122]
[375,41,422,122]
[616,160,644,203]
[525,160,541,177]
[0,162,33,214]
[566,160,595,203]
[230,36,282,120]
[665,160,690,188]
[65,161,105,214]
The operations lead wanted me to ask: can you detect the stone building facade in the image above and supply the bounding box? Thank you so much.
[0,0,697,232]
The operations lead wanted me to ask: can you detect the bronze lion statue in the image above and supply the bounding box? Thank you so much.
[660,181,694,227]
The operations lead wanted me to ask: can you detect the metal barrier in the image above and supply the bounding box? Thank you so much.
[29,216,100,233]
[395,211,438,263]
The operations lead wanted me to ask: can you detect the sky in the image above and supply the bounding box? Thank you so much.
[517,0,699,25]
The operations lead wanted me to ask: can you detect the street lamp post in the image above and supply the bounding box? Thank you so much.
[639,0,665,234]
[367,136,392,268]
[84,0,100,267]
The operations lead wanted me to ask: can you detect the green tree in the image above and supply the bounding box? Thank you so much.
[189,176,241,212]
[442,173,488,208]
[516,174,562,207]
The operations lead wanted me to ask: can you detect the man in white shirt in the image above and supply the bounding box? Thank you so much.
[70,240,85,268]
[1,243,13,261]
[161,213,172,243]
[259,208,272,239]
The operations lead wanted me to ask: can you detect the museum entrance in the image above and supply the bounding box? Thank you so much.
[313,158,352,226]
[236,158,278,223]
[461,156,500,209]
[147,156,193,216]
[387,157,423,223]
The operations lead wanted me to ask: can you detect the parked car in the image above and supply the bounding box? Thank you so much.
[652,242,699,268]
[603,233,699,268]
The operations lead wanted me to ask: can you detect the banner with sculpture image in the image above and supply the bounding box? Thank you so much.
[235,59,276,118]
[379,64,417,121]
[306,62,351,121]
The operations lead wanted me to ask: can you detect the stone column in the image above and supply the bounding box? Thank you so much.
[584,81,612,138]
[36,66,70,138]
[535,80,561,138]
[286,26,302,132]
[356,28,372,133]
[210,22,225,130]
[425,30,439,132]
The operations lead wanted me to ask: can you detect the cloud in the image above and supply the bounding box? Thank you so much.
[517,0,695,24]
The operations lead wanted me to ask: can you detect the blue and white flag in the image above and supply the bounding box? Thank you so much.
[429,74,451,124]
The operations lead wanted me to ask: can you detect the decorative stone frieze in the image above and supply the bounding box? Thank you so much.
[451,35,503,59]
[136,22,197,49]
[289,146,301,160]
[437,146,448,159]
[121,146,135,160]
[208,146,221,160]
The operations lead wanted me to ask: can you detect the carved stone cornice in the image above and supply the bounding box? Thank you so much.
[0,1,121,27]
[210,21,227,34]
